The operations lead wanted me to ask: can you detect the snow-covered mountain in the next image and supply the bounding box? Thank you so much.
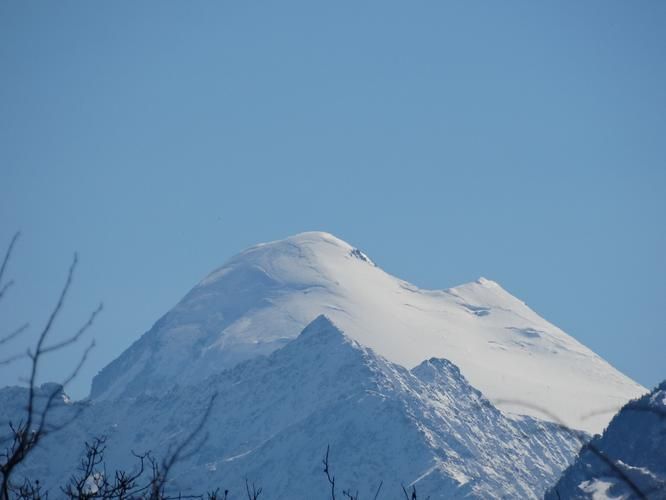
[545,380,666,499]
[91,231,644,433]
[1,317,583,499]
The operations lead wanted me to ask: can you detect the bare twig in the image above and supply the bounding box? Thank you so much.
[244,478,262,500]
[0,351,27,367]
[493,398,649,500]
[322,445,336,500]
[0,232,20,302]
[0,251,100,500]
[372,480,383,500]
[0,323,29,349]
[0,233,30,366]
[401,484,417,500]
[150,393,218,499]
[342,489,359,500]
[41,303,102,355]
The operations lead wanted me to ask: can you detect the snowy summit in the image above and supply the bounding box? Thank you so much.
[92,231,645,433]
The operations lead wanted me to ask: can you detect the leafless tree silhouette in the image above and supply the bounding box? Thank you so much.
[0,233,101,500]
[322,446,388,500]
[57,410,222,500]
[244,479,262,500]
[0,233,247,500]
[401,484,428,500]
[148,393,218,500]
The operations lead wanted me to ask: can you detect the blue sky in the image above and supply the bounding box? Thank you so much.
[1,1,664,399]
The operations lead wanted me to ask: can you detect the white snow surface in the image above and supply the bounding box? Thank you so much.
[91,231,645,433]
[1,317,583,499]
[578,479,627,500]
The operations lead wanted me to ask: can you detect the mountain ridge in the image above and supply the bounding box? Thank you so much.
[2,315,583,499]
[91,231,645,433]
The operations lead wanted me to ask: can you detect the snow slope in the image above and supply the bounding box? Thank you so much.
[91,231,645,433]
[1,317,582,499]
[545,380,666,499]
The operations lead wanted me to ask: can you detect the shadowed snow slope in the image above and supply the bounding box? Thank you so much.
[545,380,666,499]
[1,317,582,499]
[91,232,644,433]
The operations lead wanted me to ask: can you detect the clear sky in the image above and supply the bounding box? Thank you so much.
[1,1,664,400]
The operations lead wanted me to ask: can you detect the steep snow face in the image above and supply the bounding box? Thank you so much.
[91,231,645,433]
[2,317,582,499]
[545,380,666,499]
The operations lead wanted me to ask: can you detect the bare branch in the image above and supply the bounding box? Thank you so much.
[580,400,666,421]
[0,351,27,367]
[342,489,358,500]
[1,250,101,500]
[401,484,414,500]
[493,398,648,500]
[0,232,20,301]
[372,480,383,500]
[151,393,218,498]
[244,478,262,500]
[29,253,78,365]
[41,303,103,355]
[322,445,336,500]
[0,323,29,348]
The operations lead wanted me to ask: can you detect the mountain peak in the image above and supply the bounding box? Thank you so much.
[413,357,463,382]
[476,276,499,287]
[249,231,353,254]
[91,232,646,433]
[3,317,584,500]
[283,230,350,246]
[298,314,349,343]
[198,231,372,289]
